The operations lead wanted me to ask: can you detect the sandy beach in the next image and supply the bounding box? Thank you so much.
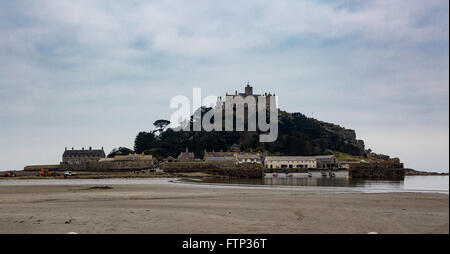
[0,179,448,234]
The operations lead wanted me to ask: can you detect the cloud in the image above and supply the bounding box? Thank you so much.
[0,0,448,171]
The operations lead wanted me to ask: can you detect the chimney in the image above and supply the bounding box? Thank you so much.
[72,147,74,150]
[89,146,92,150]
[82,147,84,150]
[102,146,104,150]
[65,147,67,151]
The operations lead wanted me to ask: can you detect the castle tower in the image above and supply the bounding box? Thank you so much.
[245,82,253,96]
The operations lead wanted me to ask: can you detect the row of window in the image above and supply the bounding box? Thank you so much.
[266,164,315,169]
[239,159,260,162]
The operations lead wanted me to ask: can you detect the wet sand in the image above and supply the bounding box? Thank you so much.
[0,181,448,234]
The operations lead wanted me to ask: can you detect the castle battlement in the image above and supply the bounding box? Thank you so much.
[217,82,276,109]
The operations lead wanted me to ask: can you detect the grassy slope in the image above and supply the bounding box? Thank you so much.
[332,151,368,162]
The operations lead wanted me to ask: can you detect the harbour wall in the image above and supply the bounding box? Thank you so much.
[349,159,404,180]
[161,161,264,178]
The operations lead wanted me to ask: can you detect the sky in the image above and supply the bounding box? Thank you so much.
[0,0,448,172]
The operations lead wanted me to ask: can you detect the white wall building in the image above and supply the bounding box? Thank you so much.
[235,153,262,164]
[264,155,338,169]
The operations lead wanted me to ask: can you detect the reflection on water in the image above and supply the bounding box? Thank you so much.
[0,174,447,193]
[186,173,449,193]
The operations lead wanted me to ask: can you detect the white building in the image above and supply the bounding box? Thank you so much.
[264,155,338,169]
[235,153,263,164]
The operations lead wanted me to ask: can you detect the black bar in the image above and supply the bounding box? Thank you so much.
[1,234,447,253]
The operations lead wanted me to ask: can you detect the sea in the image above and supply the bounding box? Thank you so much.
[0,174,448,194]
[188,173,449,193]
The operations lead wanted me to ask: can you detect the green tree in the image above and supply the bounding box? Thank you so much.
[107,147,134,158]
[134,131,156,154]
[133,109,367,159]
[153,119,171,134]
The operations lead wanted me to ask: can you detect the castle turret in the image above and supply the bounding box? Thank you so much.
[245,82,253,95]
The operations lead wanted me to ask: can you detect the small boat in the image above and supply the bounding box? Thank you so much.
[273,173,278,177]
[285,172,293,177]
[321,172,327,177]
[307,172,313,177]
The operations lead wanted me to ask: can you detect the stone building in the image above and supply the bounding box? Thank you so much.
[235,152,263,164]
[93,153,155,171]
[203,150,236,162]
[61,147,155,171]
[177,147,195,162]
[62,147,106,169]
[203,147,264,164]
[315,155,339,169]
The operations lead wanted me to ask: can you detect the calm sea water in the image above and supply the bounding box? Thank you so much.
[185,173,449,193]
[0,175,448,193]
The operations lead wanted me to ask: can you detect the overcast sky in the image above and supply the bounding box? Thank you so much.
[0,0,448,172]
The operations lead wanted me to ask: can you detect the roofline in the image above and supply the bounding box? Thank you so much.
[265,155,335,161]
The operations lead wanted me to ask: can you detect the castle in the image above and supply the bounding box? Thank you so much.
[215,82,276,110]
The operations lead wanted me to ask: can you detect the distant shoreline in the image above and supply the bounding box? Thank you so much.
[404,168,449,176]
[1,168,448,180]
[0,170,210,180]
